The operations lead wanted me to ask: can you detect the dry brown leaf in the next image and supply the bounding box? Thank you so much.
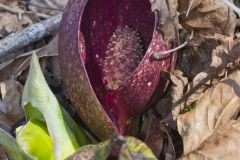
[0,80,24,129]
[0,12,32,37]
[0,36,58,82]
[66,146,96,160]
[184,38,217,78]
[178,34,235,79]
[141,116,176,159]
[177,0,236,81]
[0,146,7,160]
[15,36,59,84]
[177,71,240,155]
[154,97,173,119]
[179,120,240,160]
[150,0,168,12]
[178,0,236,36]
[150,0,179,45]
[178,0,203,13]
[181,37,234,103]
[0,57,30,81]
[170,70,188,120]
[173,42,240,123]
[150,0,169,25]
[0,0,18,5]
[0,1,33,37]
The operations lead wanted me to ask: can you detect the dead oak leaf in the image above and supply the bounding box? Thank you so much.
[178,0,236,36]
[177,70,240,155]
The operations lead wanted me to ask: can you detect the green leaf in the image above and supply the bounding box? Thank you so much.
[67,135,157,160]
[0,128,31,160]
[66,141,109,160]
[119,136,157,160]
[180,101,197,114]
[92,140,111,160]
[61,108,90,146]
[21,53,88,160]
[16,120,54,160]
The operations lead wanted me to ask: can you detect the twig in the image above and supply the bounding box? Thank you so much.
[0,3,50,19]
[11,37,58,79]
[220,0,240,17]
[0,14,62,60]
[28,12,51,19]
[16,48,43,59]
[0,3,24,19]
[186,0,194,17]
[19,1,63,12]
[151,31,194,59]
[0,3,23,14]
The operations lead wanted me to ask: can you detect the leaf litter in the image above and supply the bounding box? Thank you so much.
[0,0,240,159]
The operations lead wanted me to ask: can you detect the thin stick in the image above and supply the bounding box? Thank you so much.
[0,3,50,19]
[0,14,62,60]
[220,0,240,17]
[19,1,64,12]
[186,0,194,17]
[0,3,24,15]
[0,3,23,19]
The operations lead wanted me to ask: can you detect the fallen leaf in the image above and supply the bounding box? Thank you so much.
[178,0,236,36]
[151,0,179,46]
[0,0,33,37]
[0,146,7,160]
[177,71,240,155]
[174,42,240,121]
[68,135,157,160]
[170,70,188,120]
[150,0,169,25]
[178,0,203,13]
[154,97,173,119]
[13,36,58,80]
[0,36,58,83]
[141,116,176,159]
[0,80,24,129]
[177,0,236,80]
[181,38,233,103]
[179,120,240,160]
[66,142,109,160]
